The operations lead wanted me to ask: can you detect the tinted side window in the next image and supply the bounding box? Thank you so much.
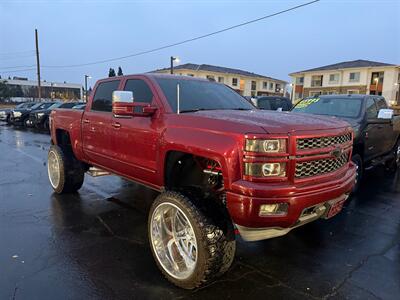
[257,99,272,110]
[92,80,120,112]
[375,98,387,110]
[366,97,378,118]
[124,79,153,103]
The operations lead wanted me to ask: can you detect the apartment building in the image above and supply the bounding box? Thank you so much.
[154,63,287,97]
[290,60,400,105]
[0,77,82,101]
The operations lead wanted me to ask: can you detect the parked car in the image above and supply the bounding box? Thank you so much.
[72,103,86,110]
[48,74,356,289]
[10,102,55,127]
[252,96,293,111]
[29,102,83,129]
[0,102,37,124]
[292,94,400,191]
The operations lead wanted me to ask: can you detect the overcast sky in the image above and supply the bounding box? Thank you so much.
[0,0,399,87]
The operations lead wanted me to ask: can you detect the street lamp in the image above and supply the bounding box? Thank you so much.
[170,56,180,74]
[84,75,91,102]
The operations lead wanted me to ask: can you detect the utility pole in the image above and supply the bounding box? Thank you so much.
[35,29,41,100]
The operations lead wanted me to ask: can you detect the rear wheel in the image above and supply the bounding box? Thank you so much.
[47,145,84,194]
[351,154,363,193]
[148,191,236,289]
[23,118,30,127]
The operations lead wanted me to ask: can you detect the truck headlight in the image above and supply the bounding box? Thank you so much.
[245,139,286,153]
[244,162,286,177]
[37,113,44,118]
[13,111,22,117]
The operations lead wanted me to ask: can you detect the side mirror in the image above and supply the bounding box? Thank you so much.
[377,108,393,120]
[112,91,157,117]
[112,91,134,117]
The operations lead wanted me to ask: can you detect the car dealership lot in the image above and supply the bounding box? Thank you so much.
[0,124,399,300]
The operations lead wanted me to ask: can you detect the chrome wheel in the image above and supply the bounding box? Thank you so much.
[150,202,198,280]
[48,151,60,189]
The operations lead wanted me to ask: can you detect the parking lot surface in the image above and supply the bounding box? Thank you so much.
[0,124,399,300]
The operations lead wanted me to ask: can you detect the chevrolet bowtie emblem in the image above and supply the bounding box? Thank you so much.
[331,147,343,158]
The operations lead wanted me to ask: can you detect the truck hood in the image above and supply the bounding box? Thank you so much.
[193,110,350,134]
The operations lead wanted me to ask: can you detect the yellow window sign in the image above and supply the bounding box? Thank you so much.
[296,98,320,109]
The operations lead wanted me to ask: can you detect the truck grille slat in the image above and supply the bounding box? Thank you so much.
[297,133,351,150]
[295,152,349,179]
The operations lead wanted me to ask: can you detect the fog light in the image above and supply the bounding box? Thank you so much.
[259,203,288,216]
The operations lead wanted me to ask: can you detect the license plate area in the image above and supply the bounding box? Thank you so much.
[324,196,346,219]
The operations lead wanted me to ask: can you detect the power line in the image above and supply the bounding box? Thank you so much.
[0,65,36,70]
[42,0,320,69]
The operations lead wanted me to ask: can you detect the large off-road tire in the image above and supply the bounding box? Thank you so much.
[351,154,363,193]
[47,145,84,194]
[148,191,236,289]
[386,139,400,173]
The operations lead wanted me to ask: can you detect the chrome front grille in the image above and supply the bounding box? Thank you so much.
[295,152,349,178]
[297,133,351,150]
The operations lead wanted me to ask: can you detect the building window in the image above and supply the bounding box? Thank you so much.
[295,92,303,99]
[311,75,323,87]
[329,73,339,83]
[218,76,224,83]
[276,83,281,93]
[232,78,238,86]
[328,90,337,95]
[187,74,194,77]
[251,81,257,91]
[347,90,359,94]
[309,91,322,97]
[349,72,360,82]
[296,77,304,85]
[269,82,274,90]
[206,75,215,81]
[263,81,268,89]
[370,72,384,85]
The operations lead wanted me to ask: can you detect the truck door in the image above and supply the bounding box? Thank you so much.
[374,97,395,154]
[111,77,160,184]
[364,97,381,161]
[82,80,120,167]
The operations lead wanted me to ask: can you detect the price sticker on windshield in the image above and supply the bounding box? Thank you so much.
[296,98,320,109]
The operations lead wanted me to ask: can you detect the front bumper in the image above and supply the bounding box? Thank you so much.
[226,163,356,241]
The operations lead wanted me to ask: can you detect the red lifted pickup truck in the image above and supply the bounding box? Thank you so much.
[48,74,356,289]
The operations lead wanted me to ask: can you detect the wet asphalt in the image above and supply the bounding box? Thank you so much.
[0,124,399,300]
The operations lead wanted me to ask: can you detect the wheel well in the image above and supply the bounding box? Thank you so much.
[55,129,72,150]
[164,151,223,193]
[353,143,364,159]
[164,151,234,238]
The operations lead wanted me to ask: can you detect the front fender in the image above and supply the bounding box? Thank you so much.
[159,127,243,190]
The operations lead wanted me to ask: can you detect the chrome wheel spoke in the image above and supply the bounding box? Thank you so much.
[150,202,198,280]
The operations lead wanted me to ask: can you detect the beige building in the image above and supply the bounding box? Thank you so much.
[290,59,400,105]
[154,63,287,97]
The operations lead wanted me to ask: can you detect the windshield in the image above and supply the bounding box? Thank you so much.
[155,78,254,113]
[31,102,54,110]
[292,97,362,118]
[48,103,62,110]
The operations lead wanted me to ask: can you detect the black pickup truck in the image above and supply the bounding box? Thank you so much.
[292,94,400,191]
